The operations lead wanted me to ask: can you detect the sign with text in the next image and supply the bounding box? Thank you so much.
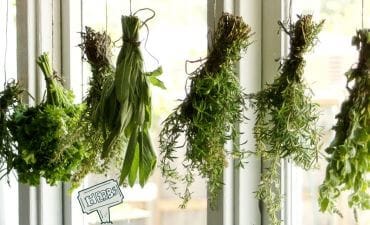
[77,179,124,224]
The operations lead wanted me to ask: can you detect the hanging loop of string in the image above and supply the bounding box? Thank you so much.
[141,23,160,66]
[185,58,208,75]
[133,8,155,25]
[132,8,159,65]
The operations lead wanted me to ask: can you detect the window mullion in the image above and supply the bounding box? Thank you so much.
[233,0,263,225]
[60,1,84,225]
[206,1,235,225]
[261,1,292,225]
[16,0,64,225]
[16,1,38,225]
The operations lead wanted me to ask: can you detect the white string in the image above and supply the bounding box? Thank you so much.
[130,0,132,15]
[105,0,108,33]
[3,0,9,85]
[289,0,292,22]
[52,0,54,62]
[81,0,85,98]
[362,0,364,28]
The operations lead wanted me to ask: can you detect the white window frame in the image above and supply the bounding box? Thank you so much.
[12,0,294,225]
[16,1,68,225]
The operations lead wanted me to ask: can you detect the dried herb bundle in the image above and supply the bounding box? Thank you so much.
[71,27,119,187]
[319,29,370,217]
[249,15,323,225]
[93,13,164,187]
[159,13,252,208]
[80,26,114,119]
[0,81,23,180]
[4,53,87,185]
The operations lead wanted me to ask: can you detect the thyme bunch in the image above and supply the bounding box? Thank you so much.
[249,15,323,225]
[159,13,252,208]
[72,27,120,188]
[319,29,370,217]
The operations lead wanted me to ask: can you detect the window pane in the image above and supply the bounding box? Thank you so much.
[0,0,18,225]
[291,1,368,224]
[73,1,207,225]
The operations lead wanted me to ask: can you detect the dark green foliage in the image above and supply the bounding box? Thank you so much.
[8,103,85,185]
[249,15,323,225]
[0,81,23,181]
[319,29,370,217]
[159,13,252,208]
[1,53,87,185]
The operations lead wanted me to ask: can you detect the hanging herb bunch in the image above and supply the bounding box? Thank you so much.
[91,10,165,187]
[71,26,119,187]
[249,15,323,225]
[0,80,24,181]
[319,29,370,217]
[159,13,252,208]
[1,53,87,185]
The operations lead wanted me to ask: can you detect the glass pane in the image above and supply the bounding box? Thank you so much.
[0,0,19,225]
[291,1,369,224]
[73,1,207,225]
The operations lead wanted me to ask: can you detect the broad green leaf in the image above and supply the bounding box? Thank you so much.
[128,144,140,186]
[145,66,163,77]
[139,131,156,187]
[120,128,138,185]
[149,77,166,89]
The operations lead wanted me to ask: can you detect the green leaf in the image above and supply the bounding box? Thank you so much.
[128,144,140,186]
[343,160,351,174]
[148,77,166,89]
[320,198,329,212]
[353,128,368,143]
[145,66,163,77]
[139,131,156,187]
[120,128,138,185]
[22,150,36,164]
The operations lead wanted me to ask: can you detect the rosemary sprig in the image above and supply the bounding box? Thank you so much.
[249,15,323,225]
[159,12,252,209]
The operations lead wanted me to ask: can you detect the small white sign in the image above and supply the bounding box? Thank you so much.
[77,179,124,224]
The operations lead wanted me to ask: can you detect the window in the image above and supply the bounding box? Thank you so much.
[3,1,368,225]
